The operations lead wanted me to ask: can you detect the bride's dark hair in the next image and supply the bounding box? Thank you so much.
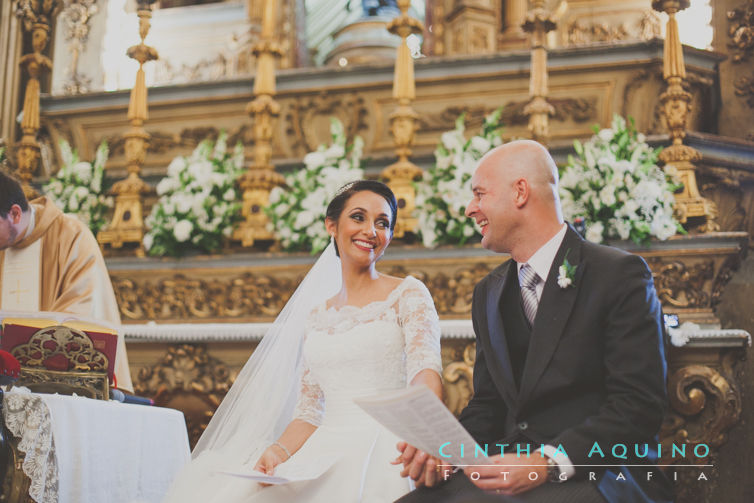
[326,180,398,256]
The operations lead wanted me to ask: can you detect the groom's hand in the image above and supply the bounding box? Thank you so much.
[463,453,548,495]
[393,441,444,488]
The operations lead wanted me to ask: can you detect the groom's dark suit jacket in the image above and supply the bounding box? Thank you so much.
[458,226,673,503]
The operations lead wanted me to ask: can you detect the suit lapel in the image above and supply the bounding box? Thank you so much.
[518,226,586,403]
[481,261,519,405]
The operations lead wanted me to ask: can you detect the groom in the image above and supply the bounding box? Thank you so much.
[396,140,673,502]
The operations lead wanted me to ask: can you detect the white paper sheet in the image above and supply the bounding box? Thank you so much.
[354,386,490,466]
[215,454,340,485]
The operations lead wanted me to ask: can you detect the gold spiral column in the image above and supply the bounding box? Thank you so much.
[652,0,717,232]
[382,0,424,238]
[522,0,555,145]
[97,0,157,256]
[14,0,62,199]
[233,0,285,248]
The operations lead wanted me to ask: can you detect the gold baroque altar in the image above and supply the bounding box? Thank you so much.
[40,40,721,180]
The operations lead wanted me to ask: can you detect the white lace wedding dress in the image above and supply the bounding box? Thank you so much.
[163,276,441,503]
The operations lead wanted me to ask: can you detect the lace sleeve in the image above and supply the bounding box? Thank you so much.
[292,358,325,427]
[398,278,443,382]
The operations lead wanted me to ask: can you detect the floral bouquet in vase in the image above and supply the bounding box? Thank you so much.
[416,108,504,247]
[267,118,364,254]
[559,115,683,245]
[144,133,244,256]
[44,140,113,235]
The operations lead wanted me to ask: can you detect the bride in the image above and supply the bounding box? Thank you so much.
[163,180,443,502]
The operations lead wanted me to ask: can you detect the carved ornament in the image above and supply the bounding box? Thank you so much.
[727,1,754,63]
[650,260,714,309]
[113,273,300,322]
[442,342,475,416]
[134,344,237,446]
[12,325,109,373]
[59,0,98,95]
[285,93,368,156]
[418,98,596,134]
[733,72,754,108]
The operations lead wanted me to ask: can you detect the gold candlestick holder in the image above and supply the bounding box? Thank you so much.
[382,0,424,238]
[97,0,158,256]
[652,0,717,232]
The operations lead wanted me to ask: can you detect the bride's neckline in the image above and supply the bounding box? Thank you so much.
[324,275,414,313]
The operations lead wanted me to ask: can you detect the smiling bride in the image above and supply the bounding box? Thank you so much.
[162,180,443,503]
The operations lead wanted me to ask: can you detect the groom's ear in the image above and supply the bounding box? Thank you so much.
[513,178,529,208]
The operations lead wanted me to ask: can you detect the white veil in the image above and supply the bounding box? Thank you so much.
[192,242,341,465]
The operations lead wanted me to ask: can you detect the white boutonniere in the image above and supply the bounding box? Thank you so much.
[557,250,577,289]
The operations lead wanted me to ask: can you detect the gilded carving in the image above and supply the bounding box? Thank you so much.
[442,342,476,416]
[565,20,629,46]
[12,325,109,373]
[135,344,237,446]
[113,273,300,322]
[284,93,368,156]
[416,263,493,316]
[59,0,98,95]
[727,1,754,63]
[711,256,742,308]
[112,262,500,322]
[418,98,596,134]
[651,260,714,309]
[733,72,754,108]
[563,9,662,47]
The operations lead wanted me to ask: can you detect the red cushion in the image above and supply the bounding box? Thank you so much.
[0,350,21,379]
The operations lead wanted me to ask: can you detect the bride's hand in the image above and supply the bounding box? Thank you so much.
[254,444,289,476]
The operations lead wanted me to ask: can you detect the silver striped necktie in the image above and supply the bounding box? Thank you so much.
[519,263,541,326]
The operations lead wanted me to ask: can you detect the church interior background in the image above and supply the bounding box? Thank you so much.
[1,0,754,501]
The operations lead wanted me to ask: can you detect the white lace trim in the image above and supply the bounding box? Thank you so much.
[3,390,58,503]
[292,276,442,424]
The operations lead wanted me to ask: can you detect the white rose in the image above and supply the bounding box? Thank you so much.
[598,128,614,142]
[174,194,192,214]
[585,222,604,243]
[173,220,193,242]
[167,157,187,178]
[599,186,617,207]
[73,162,92,183]
[326,143,345,160]
[469,136,491,155]
[223,188,235,201]
[143,233,154,250]
[303,151,326,170]
[441,131,464,152]
[294,210,315,229]
[156,177,179,196]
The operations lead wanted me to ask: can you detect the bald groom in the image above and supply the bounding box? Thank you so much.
[396,141,673,503]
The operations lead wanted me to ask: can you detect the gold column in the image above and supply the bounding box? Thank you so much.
[652,0,717,232]
[97,0,157,255]
[382,0,424,238]
[233,0,285,247]
[522,0,556,145]
[500,0,528,49]
[14,0,62,199]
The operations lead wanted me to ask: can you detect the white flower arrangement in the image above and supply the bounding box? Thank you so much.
[144,133,244,256]
[559,115,683,245]
[266,118,364,254]
[43,140,113,235]
[416,109,504,247]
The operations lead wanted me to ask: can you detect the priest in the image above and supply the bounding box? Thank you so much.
[0,169,133,391]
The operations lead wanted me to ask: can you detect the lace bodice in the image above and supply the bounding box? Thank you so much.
[292,276,442,426]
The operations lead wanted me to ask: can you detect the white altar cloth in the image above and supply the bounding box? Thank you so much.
[2,389,190,503]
